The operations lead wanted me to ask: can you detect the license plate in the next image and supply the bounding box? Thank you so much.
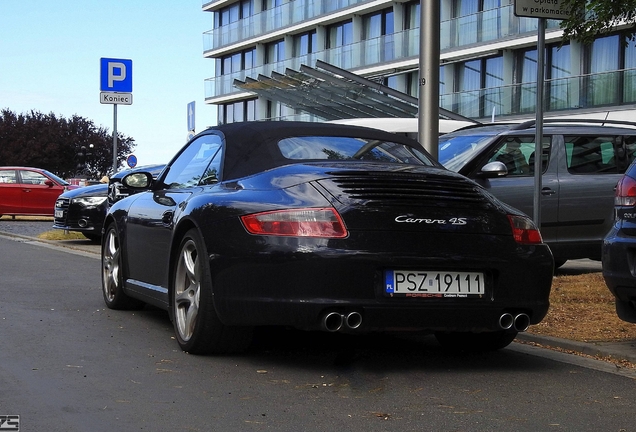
[54,209,64,218]
[385,270,485,298]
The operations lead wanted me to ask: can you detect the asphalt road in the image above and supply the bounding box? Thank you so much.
[1,232,636,431]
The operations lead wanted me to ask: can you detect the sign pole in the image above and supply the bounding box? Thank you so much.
[513,1,570,227]
[113,104,118,175]
[533,18,545,227]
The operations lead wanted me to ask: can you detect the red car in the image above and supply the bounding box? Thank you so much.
[0,167,78,217]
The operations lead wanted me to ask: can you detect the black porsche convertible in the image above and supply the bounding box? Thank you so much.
[101,121,553,354]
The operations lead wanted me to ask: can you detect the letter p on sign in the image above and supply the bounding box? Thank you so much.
[100,58,133,93]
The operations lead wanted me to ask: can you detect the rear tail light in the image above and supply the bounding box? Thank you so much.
[508,215,543,244]
[241,208,348,238]
[615,175,636,206]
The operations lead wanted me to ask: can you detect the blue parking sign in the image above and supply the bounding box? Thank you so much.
[100,58,133,93]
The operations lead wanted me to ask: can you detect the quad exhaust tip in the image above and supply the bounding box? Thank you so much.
[499,312,530,332]
[321,311,363,332]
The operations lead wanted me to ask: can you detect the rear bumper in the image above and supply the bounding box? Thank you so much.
[603,227,636,296]
[209,240,553,333]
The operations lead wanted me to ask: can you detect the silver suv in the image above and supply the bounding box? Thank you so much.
[439,119,636,266]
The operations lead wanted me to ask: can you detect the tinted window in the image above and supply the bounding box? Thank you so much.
[565,136,618,174]
[162,135,223,189]
[277,136,434,165]
[486,136,551,176]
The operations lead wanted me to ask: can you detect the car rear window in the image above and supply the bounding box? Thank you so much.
[277,136,434,165]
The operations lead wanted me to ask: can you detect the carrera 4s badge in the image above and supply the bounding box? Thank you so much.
[395,215,467,225]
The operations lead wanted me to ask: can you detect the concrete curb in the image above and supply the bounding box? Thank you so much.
[517,332,636,364]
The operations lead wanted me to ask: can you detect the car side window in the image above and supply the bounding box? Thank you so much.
[0,169,17,183]
[487,136,550,176]
[20,171,49,185]
[162,134,223,189]
[565,136,618,174]
[624,137,636,168]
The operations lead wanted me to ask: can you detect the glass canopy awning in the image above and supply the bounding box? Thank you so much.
[233,60,471,122]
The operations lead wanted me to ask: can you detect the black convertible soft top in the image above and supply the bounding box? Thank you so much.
[198,121,435,180]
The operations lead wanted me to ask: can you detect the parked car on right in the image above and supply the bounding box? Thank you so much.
[438,119,636,266]
[602,160,636,322]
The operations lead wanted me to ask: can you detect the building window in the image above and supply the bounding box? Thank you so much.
[547,43,571,110]
[266,39,285,64]
[624,38,636,103]
[363,8,394,63]
[327,20,353,48]
[218,99,257,124]
[405,1,419,29]
[215,0,254,28]
[518,48,538,113]
[455,54,503,117]
[363,8,394,39]
[587,35,620,106]
[262,0,289,9]
[294,30,317,56]
[327,20,353,69]
[452,0,501,46]
[216,47,256,77]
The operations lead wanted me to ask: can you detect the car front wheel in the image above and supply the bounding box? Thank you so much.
[172,228,252,354]
[101,224,144,310]
[434,330,517,352]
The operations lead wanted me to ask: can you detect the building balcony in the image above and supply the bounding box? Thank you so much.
[208,64,636,121]
[203,3,560,55]
[203,0,373,54]
[442,68,636,120]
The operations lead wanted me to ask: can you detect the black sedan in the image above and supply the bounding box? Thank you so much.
[53,164,165,241]
[102,121,553,354]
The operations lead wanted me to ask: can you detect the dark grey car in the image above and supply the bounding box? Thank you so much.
[439,119,636,265]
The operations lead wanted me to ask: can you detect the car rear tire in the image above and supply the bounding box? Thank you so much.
[101,224,144,310]
[434,330,517,352]
[172,228,252,355]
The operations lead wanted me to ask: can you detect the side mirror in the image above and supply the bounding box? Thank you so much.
[122,172,153,189]
[44,180,55,187]
[477,161,508,178]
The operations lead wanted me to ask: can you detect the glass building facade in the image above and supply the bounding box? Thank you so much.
[202,0,636,124]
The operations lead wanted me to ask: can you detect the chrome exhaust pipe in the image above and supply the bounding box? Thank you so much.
[344,312,362,330]
[322,312,343,332]
[513,313,530,332]
[498,313,514,330]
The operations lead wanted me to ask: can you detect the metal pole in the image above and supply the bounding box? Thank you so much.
[418,0,440,160]
[112,104,118,175]
[533,18,545,226]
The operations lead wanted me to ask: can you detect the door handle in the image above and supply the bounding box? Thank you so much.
[541,187,556,196]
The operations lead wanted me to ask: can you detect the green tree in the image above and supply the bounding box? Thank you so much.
[0,109,135,179]
[561,0,636,45]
